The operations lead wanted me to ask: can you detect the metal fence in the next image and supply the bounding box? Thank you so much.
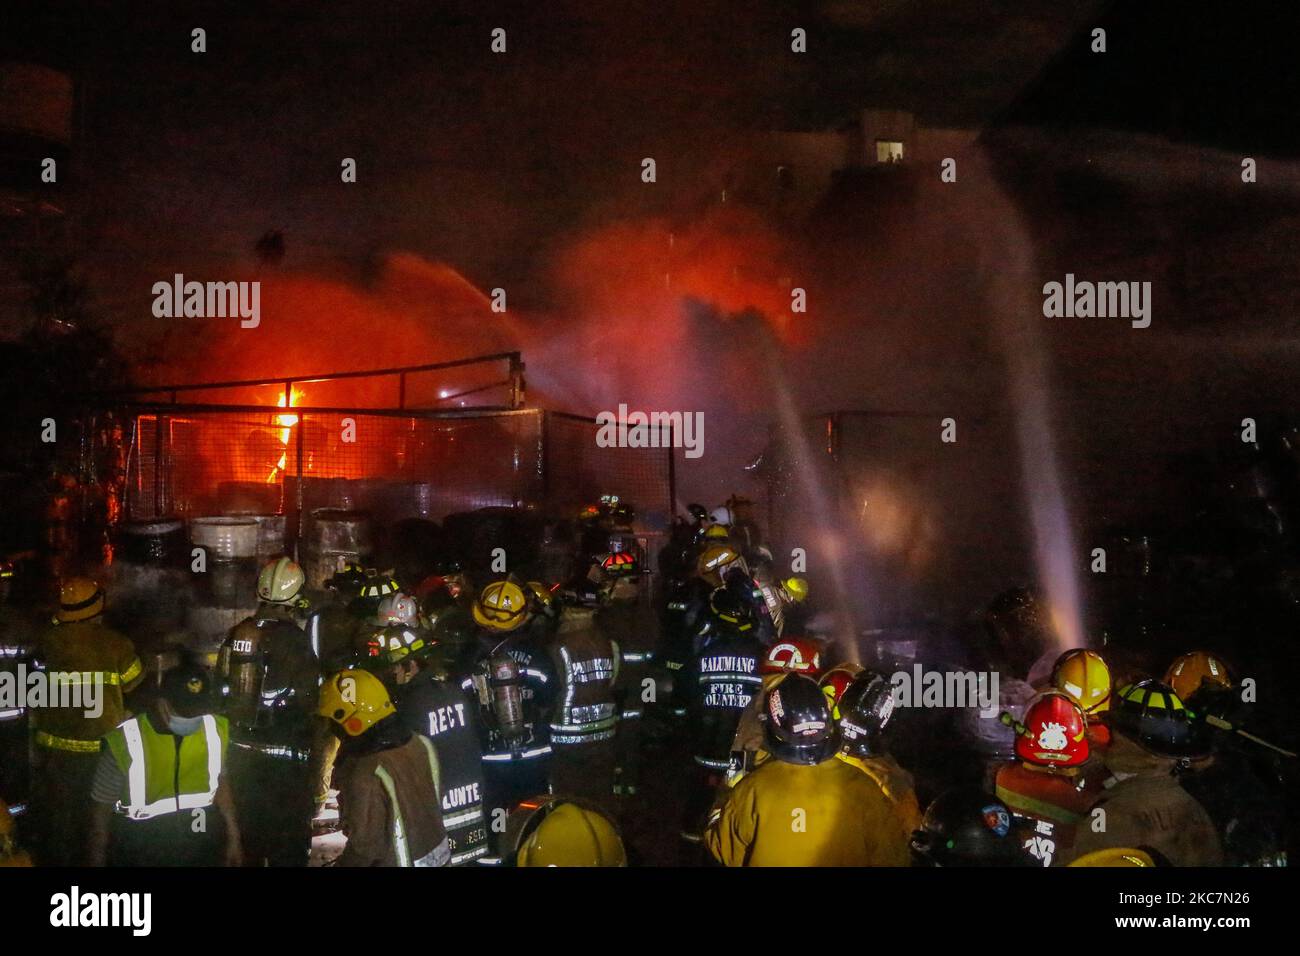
[116,406,673,543]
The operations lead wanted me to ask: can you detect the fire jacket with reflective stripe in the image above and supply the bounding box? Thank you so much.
[705,755,912,867]
[689,630,764,769]
[337,734,450,867]
[103,714,229,820]
[547,608,619,746]
[33,619,143,743]
[394,671,488,865]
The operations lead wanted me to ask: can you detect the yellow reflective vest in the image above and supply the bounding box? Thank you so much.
[705,754,913,866]
[103,714,229,820]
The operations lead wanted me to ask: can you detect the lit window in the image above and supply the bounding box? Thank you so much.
[876,140,904,163]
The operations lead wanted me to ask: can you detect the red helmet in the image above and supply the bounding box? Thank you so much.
[760,638,823,677]
[1015,692,1089,768]
[599,551,638,576]
[817,663,864,718]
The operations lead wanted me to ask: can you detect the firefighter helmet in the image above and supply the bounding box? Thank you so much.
[1163,650,1232,703]
[257,557,305,605]
[326,562,368,595]
[708,587,754,633]
[472,580,530,632]
[1068,848,1158,867]
[782,576,809,603]
[599,551,638,577]
[1015,692,1090,768]
[709,506,733,527]
[56,577,105,623]
[764,673,836,765]
[818,663,864,719]
[525,580,558,616]
[318,668,395,736]
[759,638,823,676]
[697,544,744,586]
[510,796,627,867]
[358,570,401,602]
[376,592,420,627]
[910,789,1030,867]
[1051,648,1112,714]
[362,625,427,667]
[1111,680,1207,758]
[702,524,730,542]
[836,671,896,756]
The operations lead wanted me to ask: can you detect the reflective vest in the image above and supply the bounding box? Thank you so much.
[103,714,228,820]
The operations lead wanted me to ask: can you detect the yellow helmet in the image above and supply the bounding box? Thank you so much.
[1164,650,1232,702]
[257,557,305,605]
[697,545,743,587]
[0,799,31,867]
[56,576,105,623]
[525,580,555,612]
[782,576,809,603]
[472,580,530,631]
[1051,648,1112,714]
[318,669,395,736]
[512,797,627,867]
[1068,847,1157,867]
[703,524,730,541]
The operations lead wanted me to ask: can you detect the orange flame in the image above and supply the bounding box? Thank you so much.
[266,388,303,482]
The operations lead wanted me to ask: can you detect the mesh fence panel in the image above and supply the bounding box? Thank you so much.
[122,406,671,539]
[543,413,674,526]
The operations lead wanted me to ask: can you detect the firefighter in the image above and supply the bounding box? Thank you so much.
[589,557,652,797]
[218,560,320,866]
[0,559,37,815]
[1165,650,1286,865]
[833,670,922,843]
[1069,680,1224,866]
[465,579,554,848]
[994,691,1104,866]
[305,563,370,672]
[1050,648,1113,747]
[726,637,825,787]
[910,789,1033,866]
[547,600,620,808]
[319,669,450,867]
[504,793,627,866]
[705,673,912,866]
[818,662,864,719]
[361,623,489,866]
[30,577,144,866]
[681,587,764,850]
[87,662,240,866]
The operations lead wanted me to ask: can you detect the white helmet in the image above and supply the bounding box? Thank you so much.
[377,592,420,627]
[257,557,305,605]
[709,506,733,527]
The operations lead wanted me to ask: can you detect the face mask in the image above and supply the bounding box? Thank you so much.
[167,714,205,736]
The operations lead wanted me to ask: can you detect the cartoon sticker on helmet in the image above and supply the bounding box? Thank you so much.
[981,805,1010,837]
[1037,721,1068,751]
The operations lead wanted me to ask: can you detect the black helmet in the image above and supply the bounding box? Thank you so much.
[1111,680,1208,758]
[687,503,708,523]
[709,587,755,633]
[910,789,1032,867]
[326,562,368,595]
[836,671,896,757]
[764,673,836,765]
